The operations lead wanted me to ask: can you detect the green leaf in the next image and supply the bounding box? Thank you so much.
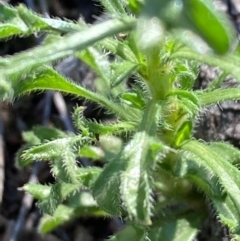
[0,3,28,38]
[127,0,144,15]
[77,46,112,83]
[120,100,165,224]
[111,61,138,88]
[92,157,124,216]
[198,88,240,106]
[107,224,146,241]
[4,17,135,77]
[182,0,236,54]
[212,195,240,232]
[174,156,223,197]
[174,62,198,90]
[32,126,66,142]
[0,72,13,100]
[39,205,75,233]
[39,192,106,233]
[76,167,102,188]
[101,37,138,62]
[121,92,145,109]
[79,146,104,160]
[38,182,80,215]
[99,135,123,156]
[173,120,192,147]
[148,212,205,241]
[99,0,127,15]
[182,140,240,217]
[22,183,51,201]
[0,3,81,39]
[19,135,82,167]
[14,66,140,121]
[52,148,79,184]
[171,48,240,82]
[209,142,240,165]
[17,4,81,33]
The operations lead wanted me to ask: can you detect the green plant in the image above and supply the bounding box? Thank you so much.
[2,0,240,240]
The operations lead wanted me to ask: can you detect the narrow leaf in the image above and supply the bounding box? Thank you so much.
[99,0,126,15]
[19,135,82,167]
[92,157,124,216]
[182,140,240,217]
[22,183,51,201]
[107,225,146,241]
[210,142,240,165]
[101,37,138,62]
[5,18,135,76]
[14,66,140,121]
[120,100,165,224]
[39,192,106,233]
[171,48,240,81]
[38,182,80,215]
[77,46,111,83]
[198,88,240,106]
[148,212,205,241]
[174,156,223,197]
[111,61,138,88]
[212,195,240,232]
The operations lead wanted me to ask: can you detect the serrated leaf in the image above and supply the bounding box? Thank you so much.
[54,148,79,184]
[17,4,81,33]
[171,49,240,86]
[19,135,82,167]
[0,3,28,38]
[14,66,139,121]
[121,132,161,224]
[5,18,135,76]
[21,126,66,148]
[120,100,165,224]
[0,3,81,39]
[38,182,80,215]
[174,156,223,197]
[182,140,240,217]
[99,0,127,15]
[22,131,41,146]
[212,195,240,232]
[0,73,13,100]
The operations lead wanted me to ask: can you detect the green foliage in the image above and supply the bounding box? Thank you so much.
[2,0,240,240]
